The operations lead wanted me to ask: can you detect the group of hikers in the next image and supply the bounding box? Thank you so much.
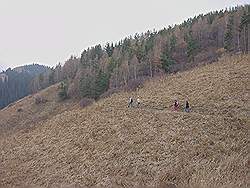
[128,97,190,112]
[128,96,140,107]
[173,99,190,112]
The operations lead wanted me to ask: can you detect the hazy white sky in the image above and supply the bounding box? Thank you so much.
[0,0,248,70]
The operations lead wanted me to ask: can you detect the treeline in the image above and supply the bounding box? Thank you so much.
[28,5,250,101]
[0,64,49,109]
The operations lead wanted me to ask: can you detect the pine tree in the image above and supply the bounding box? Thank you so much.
[239,6,250,53]
[185,31,199,62]
[224,14,234,51]
[160,44,175,73]
[94,71,109,98]
[48,69,55,85]
[79,71,109,99]
[105,43,114,57]
[170,34,177,53]
[79,74,96,98]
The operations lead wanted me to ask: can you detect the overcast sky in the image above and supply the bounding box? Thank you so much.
[0,0,248,71]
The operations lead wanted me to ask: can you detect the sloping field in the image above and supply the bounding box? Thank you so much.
[0,83,78,137]
[0,55,249,188]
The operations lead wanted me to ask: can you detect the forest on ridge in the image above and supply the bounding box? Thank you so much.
[0,5,249,108]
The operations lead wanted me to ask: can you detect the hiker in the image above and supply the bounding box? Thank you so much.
[128,97,133,107]
[173,99,179,111]
[137,96,141,107]
[184,100,190,112]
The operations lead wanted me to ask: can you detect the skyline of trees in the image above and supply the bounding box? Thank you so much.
[1,5,249,107]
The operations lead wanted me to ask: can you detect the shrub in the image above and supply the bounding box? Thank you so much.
[79,98,94,108]
[35,96,47,104]
[58,81,68,101]
[216,48,226,56]
[17,108,22,112]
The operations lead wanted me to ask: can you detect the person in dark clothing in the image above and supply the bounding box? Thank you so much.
[137,96,141,107]
[173,100,179,111]
[185,100,190,112]
[128,97,133,107]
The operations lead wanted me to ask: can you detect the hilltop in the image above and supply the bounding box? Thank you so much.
[0,54,249,187]
[12,64,50,77]
[0,64,50,109]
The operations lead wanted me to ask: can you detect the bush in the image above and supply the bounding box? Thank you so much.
[35,96,47,104]
[17,108,23,112]
[58,89,67,100]
[79,98,94,108]
[216,48,226,56]
[58,81,68,101]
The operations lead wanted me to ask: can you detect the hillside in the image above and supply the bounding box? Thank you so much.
[30,5,250,102]
[0,54,249,187]
[0,64,50,109]
[0,83,78,137]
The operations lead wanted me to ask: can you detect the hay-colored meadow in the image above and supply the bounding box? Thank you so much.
[0,54,249,188]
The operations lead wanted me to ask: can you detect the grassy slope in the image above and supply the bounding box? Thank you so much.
[0,84,78,137]
[0,54,249,188]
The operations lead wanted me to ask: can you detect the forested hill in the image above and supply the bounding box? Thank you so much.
[29,5,249,102]
[0,54,249,187]
[0,64,50,109]
[1,5,249,108]
[12,64,49,77]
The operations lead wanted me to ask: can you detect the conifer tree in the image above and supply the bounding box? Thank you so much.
[239,6,250,53]
[224,14,234,51]
[170,34,177,53]
[160,44,175,73]
[185,31,199,62]
[105,43,114,57]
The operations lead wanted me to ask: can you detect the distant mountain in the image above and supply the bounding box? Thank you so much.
[13,64,49,76]
[0,64,50,109]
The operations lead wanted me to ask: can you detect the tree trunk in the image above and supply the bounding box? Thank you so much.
[149,61,153,77]
[246,24,249,53]
[134,66,137,80]
[237,31,240,52]
[242,26,246,53]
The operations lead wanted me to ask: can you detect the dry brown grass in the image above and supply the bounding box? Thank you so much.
[0,83,78,137]
[0,54,249,188]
